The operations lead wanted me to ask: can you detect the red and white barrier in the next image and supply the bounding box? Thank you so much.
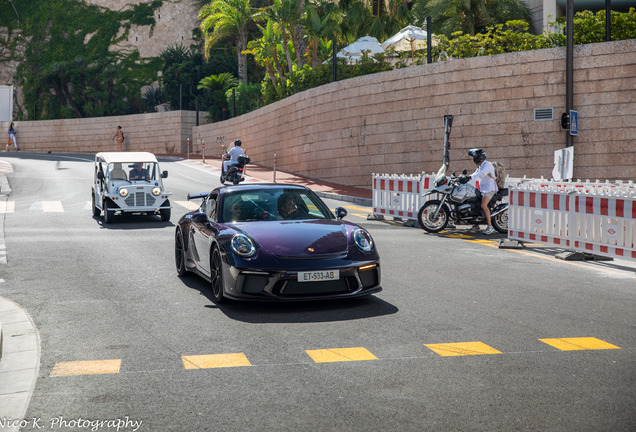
[509,181,636,261]
[371,173,437,219]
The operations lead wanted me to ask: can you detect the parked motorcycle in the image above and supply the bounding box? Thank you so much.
[220,155,250,185]
[417,166,508,233]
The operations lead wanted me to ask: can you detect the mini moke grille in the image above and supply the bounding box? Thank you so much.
[125,192,156,207]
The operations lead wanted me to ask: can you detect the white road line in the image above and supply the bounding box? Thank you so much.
[42,201,65,212]
[175,201,200,211]
[0,201,14,213]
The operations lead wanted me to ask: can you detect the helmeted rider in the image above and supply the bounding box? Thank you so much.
[460,148,497,235]
[223,140,245,176]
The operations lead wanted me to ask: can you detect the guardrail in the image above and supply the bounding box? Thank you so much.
[508,180,636,261]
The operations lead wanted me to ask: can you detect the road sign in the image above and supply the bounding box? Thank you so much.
[569,110,578,136]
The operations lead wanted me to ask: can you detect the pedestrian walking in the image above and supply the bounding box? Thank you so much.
[7,122,19,151]
[113,125,124,152]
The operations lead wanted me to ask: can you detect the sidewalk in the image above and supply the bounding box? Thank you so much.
[175,155,373,207]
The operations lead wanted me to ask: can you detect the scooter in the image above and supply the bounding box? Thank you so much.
[417,165,508,233]
[220,155,250,185]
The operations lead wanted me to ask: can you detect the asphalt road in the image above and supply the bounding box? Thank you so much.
[0,153,635,432]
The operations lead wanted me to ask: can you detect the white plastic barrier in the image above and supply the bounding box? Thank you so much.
[508,181,636,261]
[371,173,437,220]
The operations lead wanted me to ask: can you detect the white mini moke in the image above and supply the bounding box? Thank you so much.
[92,152,172,223]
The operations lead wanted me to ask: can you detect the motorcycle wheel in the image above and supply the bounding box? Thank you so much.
[491,208,508,233]
[232,176,241,185]
[417,200,449,233]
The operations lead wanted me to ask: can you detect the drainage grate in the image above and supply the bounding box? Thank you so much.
[534,108,553,121]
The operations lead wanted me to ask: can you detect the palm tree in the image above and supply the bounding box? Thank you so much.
[245,20,285,92]
[305,1,342,67]
[198,73,239,121]
[265,0,304,76]
[412,0,534,36]
[198,0,257,85]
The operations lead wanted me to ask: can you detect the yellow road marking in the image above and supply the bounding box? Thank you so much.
[539,337,621,351]
[175,200,200,211]
[306,347,378,363]
[425,342,502,357]
[0,201,14,213]
[42,201,64,212]
[50,359,121,376]
[182,353,252,369]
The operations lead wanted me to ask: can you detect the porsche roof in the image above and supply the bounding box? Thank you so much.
[96,152,159,164]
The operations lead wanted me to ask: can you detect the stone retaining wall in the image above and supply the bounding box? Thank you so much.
[1,111,200,155]
[194,39,636,187]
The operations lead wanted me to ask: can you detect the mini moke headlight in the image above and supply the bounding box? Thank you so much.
[119,188,129,197]
[152,187,161,196]
[231,234,256,257]
[353,228,373,252]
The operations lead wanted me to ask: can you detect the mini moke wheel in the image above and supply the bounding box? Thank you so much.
[92,193,101,217]
[103,200,115,224]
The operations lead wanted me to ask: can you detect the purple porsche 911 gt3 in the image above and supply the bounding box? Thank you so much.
[175,184,381,302]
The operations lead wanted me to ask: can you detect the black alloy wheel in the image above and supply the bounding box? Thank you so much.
[210,247,225,303]
[175,228,188,276]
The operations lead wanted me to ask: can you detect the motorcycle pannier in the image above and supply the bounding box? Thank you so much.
[451,183,478,203]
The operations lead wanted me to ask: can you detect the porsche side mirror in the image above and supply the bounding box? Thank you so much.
[335,207,347,220]
[191,212,208,223]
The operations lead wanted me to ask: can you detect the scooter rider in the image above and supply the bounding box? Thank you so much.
[223,140,245,175]
[460,149,497,235]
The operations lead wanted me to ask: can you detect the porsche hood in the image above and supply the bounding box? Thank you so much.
[239,220,350,256]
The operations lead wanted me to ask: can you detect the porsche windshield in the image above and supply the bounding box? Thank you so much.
[220,188,333,222]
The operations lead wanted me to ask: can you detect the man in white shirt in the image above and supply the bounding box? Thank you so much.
[464,148,497,235]
[223,140,245,175]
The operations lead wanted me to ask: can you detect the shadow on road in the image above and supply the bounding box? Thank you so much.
[177,274,398,323]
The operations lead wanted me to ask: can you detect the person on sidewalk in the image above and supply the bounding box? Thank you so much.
[7,122,19,151]
[461,148,497,235]
[112,125,124,152]
[222,140,245,175]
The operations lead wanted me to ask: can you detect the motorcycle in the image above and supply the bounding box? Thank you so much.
[417,165,508,233]
[220,154,250,185]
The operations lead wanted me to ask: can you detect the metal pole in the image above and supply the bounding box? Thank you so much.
[332,40,337,82]
[195,97,199,126]
[427,16,432,64]
[179,83,183,110]
[202,140,205,164]
[187,138,190,159]
[605,0,612,41]
[232,88,236,118]
[565,0,574,148]
[273,153,277,183]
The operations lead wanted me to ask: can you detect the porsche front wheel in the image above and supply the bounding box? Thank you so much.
[210,247,225,303]
[175,228,188,277]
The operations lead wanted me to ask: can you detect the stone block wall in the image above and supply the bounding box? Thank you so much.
[194,39,636,188]
[1,111,200,155]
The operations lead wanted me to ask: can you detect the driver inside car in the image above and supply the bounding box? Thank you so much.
[129,162,149,180]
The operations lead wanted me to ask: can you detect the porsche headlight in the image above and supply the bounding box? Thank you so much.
[119,188,129,197]
[231,234,256,257]
[152,187,161,196]
[353,228,373,252]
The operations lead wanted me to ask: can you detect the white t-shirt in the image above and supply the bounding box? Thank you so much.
[227,146,245,164]
[469,160,497,194]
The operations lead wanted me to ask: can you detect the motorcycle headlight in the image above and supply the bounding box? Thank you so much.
[119,188,129,197]
[231,234,256,258]
[152,187,161,196]
[353,228,374,252]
